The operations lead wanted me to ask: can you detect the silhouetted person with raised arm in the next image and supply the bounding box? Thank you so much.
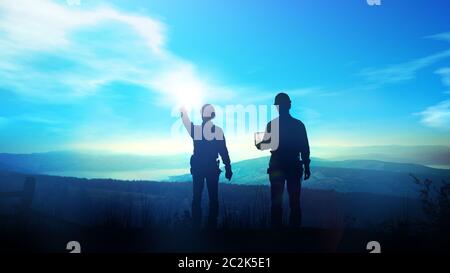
[256,93,311,228]
[180,104,233,229]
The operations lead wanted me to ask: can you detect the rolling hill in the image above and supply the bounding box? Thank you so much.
[0,151,449,197]
[170,157,450,197]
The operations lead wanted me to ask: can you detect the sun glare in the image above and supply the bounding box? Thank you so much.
[176,87,204,111]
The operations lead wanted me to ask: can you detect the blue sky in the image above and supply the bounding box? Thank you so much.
[0,0,449,159]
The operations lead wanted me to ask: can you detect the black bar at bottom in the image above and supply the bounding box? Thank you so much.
[1,253,445,272]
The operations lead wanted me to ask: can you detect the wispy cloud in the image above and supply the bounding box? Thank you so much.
[360,32,450,88]
[426,32,450,43]
[357,31,450,130]
[0,0,165,53]
[419,66,450,129]
[0,0,233,105]
[360,49,450,87]
[0,114,62,128]
[414,34,450,130]
[436,67,450,93]
[415,99,450,129]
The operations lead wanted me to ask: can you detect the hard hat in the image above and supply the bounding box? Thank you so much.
[274,92,291,106]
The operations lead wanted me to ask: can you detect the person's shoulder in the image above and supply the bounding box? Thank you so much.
[291,116,304,125]
[211,124,225,139]
[213,125,224,134]
[291,117,306,130]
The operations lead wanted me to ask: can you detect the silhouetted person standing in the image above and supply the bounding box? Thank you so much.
[256,93,311,228]
[180,104,233,229]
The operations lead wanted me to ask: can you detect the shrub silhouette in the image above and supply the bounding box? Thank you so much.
[410,175,450,234]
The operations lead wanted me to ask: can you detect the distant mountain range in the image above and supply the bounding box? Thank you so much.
[0,150,449,197]
[170,156,450,197]
[0,151,189,174]
[0,151,190,180]
[313,145,450,167]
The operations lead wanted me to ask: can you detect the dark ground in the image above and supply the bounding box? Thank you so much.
[1,171,449,253]
[1,215,446,253]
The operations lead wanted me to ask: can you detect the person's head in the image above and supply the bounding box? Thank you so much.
[274,92,291,116]
[201,104,216,122]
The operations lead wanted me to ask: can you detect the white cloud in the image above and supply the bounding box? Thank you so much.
[416,99,450,129]
[0,0,233,105]
[360,49,450,86]
[416,67,450,129]
[0,0,165,53]
[360,32,450,87]
[360,32,450,130]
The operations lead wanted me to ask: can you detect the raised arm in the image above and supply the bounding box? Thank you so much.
[180,107,194,138]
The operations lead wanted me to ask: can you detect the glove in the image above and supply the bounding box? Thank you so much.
[225,166,233,181]
[304,165,311,180]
